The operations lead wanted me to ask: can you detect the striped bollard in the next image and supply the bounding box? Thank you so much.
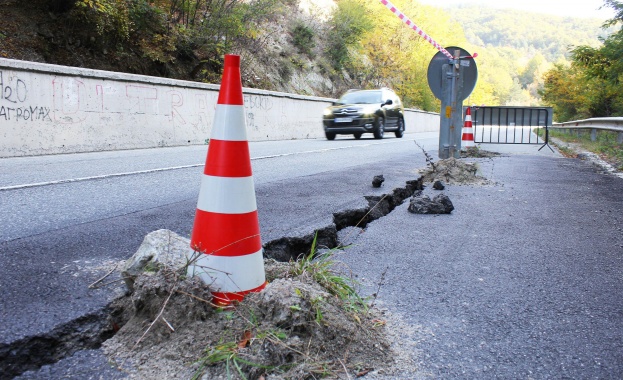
[189,54,266,306]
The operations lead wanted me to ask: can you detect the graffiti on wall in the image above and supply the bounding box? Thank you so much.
[0,71,52,121]
[0,70,218,128]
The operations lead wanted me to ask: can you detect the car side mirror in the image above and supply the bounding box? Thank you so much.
[383,99,393,106]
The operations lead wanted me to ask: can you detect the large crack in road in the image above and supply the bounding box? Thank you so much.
[2,176,424,378]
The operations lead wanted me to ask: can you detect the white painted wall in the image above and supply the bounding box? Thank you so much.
[0,58,439,157]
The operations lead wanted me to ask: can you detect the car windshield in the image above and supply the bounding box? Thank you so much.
[338,91,382,105]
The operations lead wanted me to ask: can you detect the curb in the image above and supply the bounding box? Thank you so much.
[549,137,623,179]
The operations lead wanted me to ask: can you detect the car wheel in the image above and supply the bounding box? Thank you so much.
[353,133,362,139]
[373,117,385,139]
[395,118,405,138]
[325,132,336,140]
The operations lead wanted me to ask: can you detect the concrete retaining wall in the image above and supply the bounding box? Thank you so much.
[0,58,439,157]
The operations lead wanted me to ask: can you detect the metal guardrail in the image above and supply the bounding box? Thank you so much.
[552,117,623,143]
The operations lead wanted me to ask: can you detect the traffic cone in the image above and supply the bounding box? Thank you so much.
[189,54,266,306]
[461,107,475,149]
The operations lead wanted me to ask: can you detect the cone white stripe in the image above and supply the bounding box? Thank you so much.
[190,249,266,292]
[196,175,257,214]
[211,104,248,141]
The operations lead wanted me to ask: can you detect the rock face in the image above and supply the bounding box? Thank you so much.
[408,194,454,214]
[121,229,191,291]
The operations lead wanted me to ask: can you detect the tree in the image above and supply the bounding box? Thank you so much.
[540,0,623,119]
[324,0,372,70]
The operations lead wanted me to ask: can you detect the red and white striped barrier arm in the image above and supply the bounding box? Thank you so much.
[379,0,454,60]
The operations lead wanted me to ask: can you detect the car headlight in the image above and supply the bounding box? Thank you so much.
[323,108,333,116]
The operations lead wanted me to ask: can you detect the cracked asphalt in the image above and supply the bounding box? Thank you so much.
[339,153,623,378]
[3,138,623,378]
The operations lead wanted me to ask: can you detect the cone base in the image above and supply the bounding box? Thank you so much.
[212,281,267,306]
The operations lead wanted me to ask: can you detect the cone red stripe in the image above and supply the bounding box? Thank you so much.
[211,282,268,305]
[191,209,261,256]
[204,139,252,177]
[217,55,244,105]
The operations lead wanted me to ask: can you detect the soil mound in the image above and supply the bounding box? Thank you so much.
[419,158,491,185]
[103,260,393,379]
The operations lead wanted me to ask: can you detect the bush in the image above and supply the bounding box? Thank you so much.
[292,23,315,56]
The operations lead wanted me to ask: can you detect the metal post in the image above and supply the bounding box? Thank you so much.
[618,132,623,144]
[438,63,453,159]
[438,50,463,159]
[591,128,597,141]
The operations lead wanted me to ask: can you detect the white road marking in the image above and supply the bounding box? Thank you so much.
[0,139,408,191]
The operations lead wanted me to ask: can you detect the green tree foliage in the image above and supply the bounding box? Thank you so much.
[540,63,591,121]
[540,0,623,120]
[325,0,372,70]
[47,0,607,112]
[61,0,282,80]
[328,0,471,111]
[445,6,609,61]
[292,23,315,56]
[73,0,132,40]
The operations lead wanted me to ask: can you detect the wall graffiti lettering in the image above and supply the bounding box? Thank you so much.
[52,77,87,124]
[244,94,272,111]
[0,105,51,121]
[0,71,28,104]
[247,112,257,130]
[168,90,185,124]
[126,85,158,114]
[0,71,51,122]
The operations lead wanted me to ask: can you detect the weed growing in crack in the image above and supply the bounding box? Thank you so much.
[414,140,436,171]
[369,266,388,310]
[292,233,368,313]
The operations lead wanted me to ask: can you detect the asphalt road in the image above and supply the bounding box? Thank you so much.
[339,152,623,378]
[3,134,623,379]
[0,132,436,378]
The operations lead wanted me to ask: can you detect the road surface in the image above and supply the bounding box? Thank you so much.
[3,133,623,379]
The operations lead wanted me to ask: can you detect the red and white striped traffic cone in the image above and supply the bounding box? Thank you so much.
[461,107,475,149]
[189,54,266,306]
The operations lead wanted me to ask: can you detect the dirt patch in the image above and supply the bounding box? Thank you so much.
[103,259,395,379]
[419,158,491,185]
[460,146,501,158]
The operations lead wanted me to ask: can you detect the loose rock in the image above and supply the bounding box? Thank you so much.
[408,193,454,214]
[121,229,190,291]
[372,174,385,188]
[433,180,445,190]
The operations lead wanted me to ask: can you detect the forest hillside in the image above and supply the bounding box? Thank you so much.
[0,0,614,111]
